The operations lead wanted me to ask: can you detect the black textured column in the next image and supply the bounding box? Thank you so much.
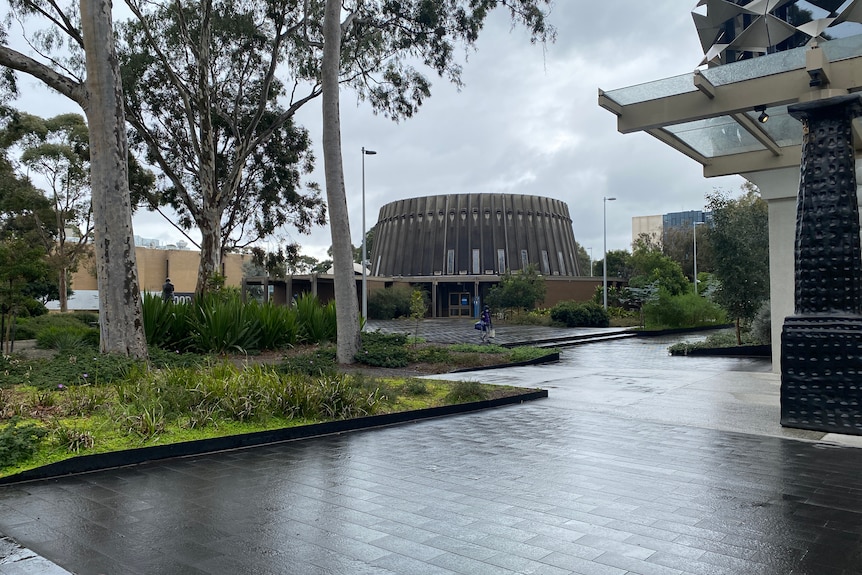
[781,94,862,434]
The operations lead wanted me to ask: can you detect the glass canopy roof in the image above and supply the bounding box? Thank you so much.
[599,33,862,175]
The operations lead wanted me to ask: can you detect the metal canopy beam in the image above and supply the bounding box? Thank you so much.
[704,145,802,177]
[606,67,809,134]
[598,40,862,177]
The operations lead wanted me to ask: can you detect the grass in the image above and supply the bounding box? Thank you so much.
[0,343,548,479]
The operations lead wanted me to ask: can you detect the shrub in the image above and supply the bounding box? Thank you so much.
[367,285,414,319]
[410,346,452,364]
[403,378,429,395]
[253,301,300,350]
[643,290,727,329]
[279,346,337,376]
[16,313,96,343]
[504,308,553,326]
[36,326,98,352]
[188,293,262,353]
[444,381,487,403]
[550,301,609,328]
[21,353,144,390]
[749,300,771,344]
[294,293,337,343]
[355,331,410,368]
[0,418,47,468]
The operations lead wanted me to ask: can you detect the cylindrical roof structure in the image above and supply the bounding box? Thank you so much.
[370,193,581,277]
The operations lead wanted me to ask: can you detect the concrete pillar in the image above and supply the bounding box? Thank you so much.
[745,167,799,373]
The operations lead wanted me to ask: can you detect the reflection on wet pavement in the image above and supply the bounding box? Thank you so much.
[1,331,861,574]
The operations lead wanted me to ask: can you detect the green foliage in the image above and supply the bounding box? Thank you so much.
[188,293,262,354]
[749,300,771,345]
[506,346,558,363]
[629,241,690,296]
[595,249,634,281]
[444,381,488,403]
[253,301,300,350]
[486,265,546,311]
[294,293,336,343]
[367,285,414,319]
[10,353,142,390]
[35,326,98,353]
[668,330,758,355]
[49,421,95,452]
[593,285,625,309]
[14,313,94,341]
[278,346,338,377]
[61,384,111,417]
[643,290,727,329]
[0,418,47,468]
[503,308,553,326]
[403,378,429,396]
[410,346,453,364]
[0,237,53,324]
[143,292,318,353]
[707,185,769,343]
[409,289,427,343]
[550,301,609,327]
[142,292,185,349]
[619,282,660,328]
[355,331,410,368]
[448,343,506,354]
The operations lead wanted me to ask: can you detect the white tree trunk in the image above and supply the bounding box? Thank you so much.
[196,209,223,294]
[322,0,360,364]
[80,0,148,358]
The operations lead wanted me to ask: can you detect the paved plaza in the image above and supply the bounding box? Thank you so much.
[2,327,862,574]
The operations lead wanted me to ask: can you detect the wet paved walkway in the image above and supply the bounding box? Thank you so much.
[3,328,862,574]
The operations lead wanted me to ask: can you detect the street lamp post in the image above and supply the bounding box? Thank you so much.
[603,197,616,310]
[693,220,705,294]
[361,147,377,328]
[588,247,593,277]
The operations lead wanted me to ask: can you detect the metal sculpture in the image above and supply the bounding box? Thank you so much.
[781,94,862,434]
[693,0,862,66]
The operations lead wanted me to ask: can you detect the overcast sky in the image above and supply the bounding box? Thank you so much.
[11,0,745,263]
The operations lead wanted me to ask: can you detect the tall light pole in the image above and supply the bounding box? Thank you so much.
[603,196,616,310]
[588,247,593,277]
[361,147,377,328]
[693,220,705,294]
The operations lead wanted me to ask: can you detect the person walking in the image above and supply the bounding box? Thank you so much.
[480,305,493,343]
[161,277,175,302]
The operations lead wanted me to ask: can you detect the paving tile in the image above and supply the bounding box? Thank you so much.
[2,334,862,574]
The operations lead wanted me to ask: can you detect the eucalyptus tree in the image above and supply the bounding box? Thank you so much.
[0,0,147,357]
[1,113,91,312]
[319,0,554,362]
[118,0,326,294]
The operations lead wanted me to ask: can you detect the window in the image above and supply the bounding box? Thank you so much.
[541,250,550,275]
[472,249,480,275]
[447,250,455,275]
[520,250,529,270]
[497,249,506,273]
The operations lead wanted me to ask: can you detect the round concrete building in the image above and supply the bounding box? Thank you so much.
[370,193,582,278]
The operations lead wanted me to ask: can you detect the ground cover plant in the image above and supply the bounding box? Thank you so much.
[0,304,551,479]
[668,329,766,356]
[0,355,531,478]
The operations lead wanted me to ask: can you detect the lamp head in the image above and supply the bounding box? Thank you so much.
[755,105,769,124]
[363,148,377,155]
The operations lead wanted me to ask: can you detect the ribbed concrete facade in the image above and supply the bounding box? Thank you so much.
[371,194,581,277]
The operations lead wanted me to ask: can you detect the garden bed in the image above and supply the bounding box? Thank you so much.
[0,341,557,483]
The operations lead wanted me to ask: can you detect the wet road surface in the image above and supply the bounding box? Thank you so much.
[2,334,862,574]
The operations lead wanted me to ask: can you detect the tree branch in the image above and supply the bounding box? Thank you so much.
[0,45,86,107]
